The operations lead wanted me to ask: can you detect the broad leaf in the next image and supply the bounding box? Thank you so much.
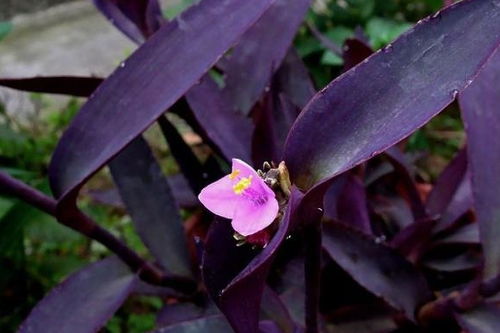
[284,0,500,190]
[49,0,275,200]
[19,257,135,333]
[222,0,311,115]
[322,222,432,321]
[186,75,253,162]
[109,136,192,277]
[459,47,500,281]
[93,0,164,44]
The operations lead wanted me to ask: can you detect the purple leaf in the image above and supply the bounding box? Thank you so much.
[202,189,304,333]
[342,38,374,71]
[19,257,135,333]
[261,287,295,333]
[149,315,233,333]
[423,249,480,272]
[49,0,275,200]
[259,320,282,333]
[455,303,500,333]
[156,302,219,327]
[459,47,500,281]
[109,136,192,277]
[437,173,473,232]
[384,147,427,220]
[435,223,480,245]
[284,0,500,191]
[0,76,102,97]
[222,0,311,115]
[93,0,165,44]
[157,115,211,194]
[274,50,316,110]
[186,75,253,162]
[322,222,432,321]
[252,92,299,166]
[336,173,372,234]
[426,148,468,218]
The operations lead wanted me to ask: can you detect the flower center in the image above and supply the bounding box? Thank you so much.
[233,176,253,195]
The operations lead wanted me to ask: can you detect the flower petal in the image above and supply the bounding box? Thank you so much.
[231,195,279,236]
[232,158,259,178]
[198,176,240,219]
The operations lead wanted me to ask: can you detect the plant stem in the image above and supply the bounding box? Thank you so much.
[305,219,322,333]
[0,172,196,294]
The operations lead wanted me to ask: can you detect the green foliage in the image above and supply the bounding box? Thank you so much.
[0,21,12,42]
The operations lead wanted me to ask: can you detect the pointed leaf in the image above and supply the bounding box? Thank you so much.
[427,148,468,217]
[109,137,192,277]
[222,0,311,114]
[186,75,253,162]
[19,257,135,333]
[284,0,500,190]
[459,47,500,281]
[49,0,275,200]
[322,223,432,321]
[93,0,164,44]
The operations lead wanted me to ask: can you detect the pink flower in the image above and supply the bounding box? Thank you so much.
[198,159,279,236]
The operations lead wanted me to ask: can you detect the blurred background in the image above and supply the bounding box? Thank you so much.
[0,0,461,331]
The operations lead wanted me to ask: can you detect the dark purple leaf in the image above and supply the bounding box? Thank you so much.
[222,0,311,115]
[93,0,165,44]
[252,92,299,166]
[150,315,233,333]
[426,148,468,218]
[261,287,295,333]
[202,189,304,333]
[322,222,432,321]
[167,174,198,208]
[186,75,253,162]
[0,76,102,97]
[87,188,125,208]
[322,175,347,221]
[342,38,374,71]
[384,146,427,220]
[109,136,192,277]
[459,47,500,281]
[284,0,500,191]
[435,223,479,245]
[423,250,480,272]
[337,173,372,234]
[437,173,473,232]
[259,320,282,333]
[276,257,305,328]
[274,50,316,109]
[157,302,219,327]
[455,303,500,333]
[390,218,435,257]
[49,0,275,200]
[19,257,135,333]
[157,115,212,194]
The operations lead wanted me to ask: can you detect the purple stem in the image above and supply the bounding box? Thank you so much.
[305,219,322,333]
[0,172,196,294]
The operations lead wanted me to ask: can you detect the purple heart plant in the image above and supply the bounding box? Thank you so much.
[1,0,500,332]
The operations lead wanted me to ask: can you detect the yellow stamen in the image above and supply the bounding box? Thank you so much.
[233,176,252,194]
[229,169,241,180]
